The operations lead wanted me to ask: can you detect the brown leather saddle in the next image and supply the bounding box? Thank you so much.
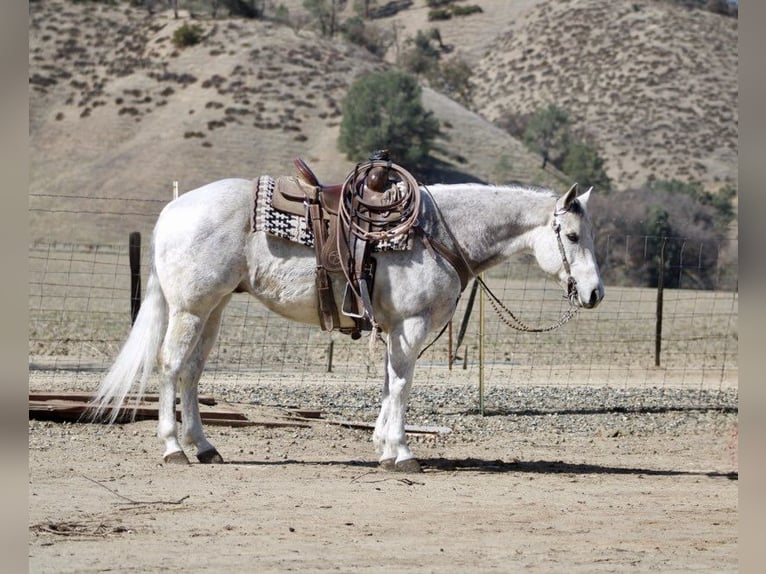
[270,156,420,338]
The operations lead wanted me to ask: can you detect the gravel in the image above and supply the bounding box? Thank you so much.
[201,379,738,439]
[29,370,737,443]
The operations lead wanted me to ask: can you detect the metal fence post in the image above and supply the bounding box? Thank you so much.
[129,231,141,325]
[655,238,666,367]
[479,273,485,416]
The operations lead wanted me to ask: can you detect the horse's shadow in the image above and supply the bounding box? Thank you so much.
[224,457,737,480]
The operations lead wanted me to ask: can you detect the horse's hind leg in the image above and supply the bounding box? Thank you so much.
[179,295,231,464]
[157,308,210,464]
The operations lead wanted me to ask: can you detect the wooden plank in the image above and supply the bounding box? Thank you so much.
[277,409,452,436]
[331,419,451,435]
[284,408,324,419]
[203,418,312,428]
[29,400,248,424]
[28,394,447,434]
[28,391,217,406]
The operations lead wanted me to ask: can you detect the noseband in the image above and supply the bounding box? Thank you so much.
[552,206,579,305]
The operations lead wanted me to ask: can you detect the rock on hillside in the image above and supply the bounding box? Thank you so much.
[28,0,561,244]
[469,0,737,191]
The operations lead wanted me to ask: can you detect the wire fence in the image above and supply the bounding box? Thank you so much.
[29,233,738,400]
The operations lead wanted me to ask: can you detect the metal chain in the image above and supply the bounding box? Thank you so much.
[476,276,579,333]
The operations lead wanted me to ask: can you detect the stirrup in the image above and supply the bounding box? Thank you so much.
[341,282,365,319]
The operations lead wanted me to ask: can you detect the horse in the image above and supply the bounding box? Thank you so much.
[89,174,604,472]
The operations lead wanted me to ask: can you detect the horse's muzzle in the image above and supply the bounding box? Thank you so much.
[566,278,603,309]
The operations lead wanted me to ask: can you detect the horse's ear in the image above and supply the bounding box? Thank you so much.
[578,186,593,207]
[557,183,578,211]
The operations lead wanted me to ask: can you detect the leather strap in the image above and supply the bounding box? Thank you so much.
[309,203,339,331]
[422,235,473,292]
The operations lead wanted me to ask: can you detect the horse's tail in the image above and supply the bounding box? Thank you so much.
[88,260,167,424]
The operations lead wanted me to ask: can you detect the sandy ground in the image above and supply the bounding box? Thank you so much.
[29,381,737,573]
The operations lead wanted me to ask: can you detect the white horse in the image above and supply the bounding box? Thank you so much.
[90,176,604,471]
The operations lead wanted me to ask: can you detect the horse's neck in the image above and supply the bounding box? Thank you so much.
[426,184,556,274]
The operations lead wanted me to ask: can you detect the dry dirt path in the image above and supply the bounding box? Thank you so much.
[29,379,737,573]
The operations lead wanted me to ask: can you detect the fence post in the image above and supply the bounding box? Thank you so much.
[327,340,334,373]
[478,273,485,416]
[655,238,666,367]
[129,232,142,325]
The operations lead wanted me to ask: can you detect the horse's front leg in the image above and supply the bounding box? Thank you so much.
[374,317,427,473]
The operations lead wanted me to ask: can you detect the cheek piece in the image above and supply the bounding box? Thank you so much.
[551,211,578,306]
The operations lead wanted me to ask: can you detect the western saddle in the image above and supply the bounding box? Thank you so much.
[271,152,421,339]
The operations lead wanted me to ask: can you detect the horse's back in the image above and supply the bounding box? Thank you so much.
[153,178,254,305]
[160,178,253,216]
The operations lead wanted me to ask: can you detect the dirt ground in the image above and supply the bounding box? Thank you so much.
[28,378,737,573]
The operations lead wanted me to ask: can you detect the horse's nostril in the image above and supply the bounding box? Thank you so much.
[589,289,599,306]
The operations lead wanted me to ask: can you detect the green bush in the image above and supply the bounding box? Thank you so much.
[172,23,204,48]
[428,8,452,21]
[341,16,389,58]
[429,56,474,107]
[399,30,442,77]
[452,4,483,16]
[589,182,736,289]
[561,141,612,192]
[646,179,736,227]
[522,104,572,169]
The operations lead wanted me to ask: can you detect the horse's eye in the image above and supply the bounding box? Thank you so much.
[566,232,579,243]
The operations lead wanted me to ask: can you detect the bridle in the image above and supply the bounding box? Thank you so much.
[417,191,582,359]
[473,204,581,334]
[552,205,580,307]
[438,197,582,335]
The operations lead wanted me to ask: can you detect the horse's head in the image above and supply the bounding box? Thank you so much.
[532,184,604,309]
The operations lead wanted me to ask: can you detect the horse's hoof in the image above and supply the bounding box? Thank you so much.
[197,448,224,464]
[395,458,422,473]
[163,451,190,465]
[379,458,397,472]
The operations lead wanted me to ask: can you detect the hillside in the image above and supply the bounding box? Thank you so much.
[28,0,563,244]
[469,0,737,192]
[381,0,736,192]
[281,0,736,191]
[29,0,737,244]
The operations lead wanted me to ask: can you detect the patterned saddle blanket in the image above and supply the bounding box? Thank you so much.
[252,175,412,252]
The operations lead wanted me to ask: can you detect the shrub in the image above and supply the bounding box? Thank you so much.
[399,30,442,77]
[561,141,612,192]
[522,104,572,169]
[341,16,390,58]
[646,179,736,227]
[452,4,483,17]
[429,56,474,107]
[428,9,452,21]
[172,23,204,49]
[589,184,735,289]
